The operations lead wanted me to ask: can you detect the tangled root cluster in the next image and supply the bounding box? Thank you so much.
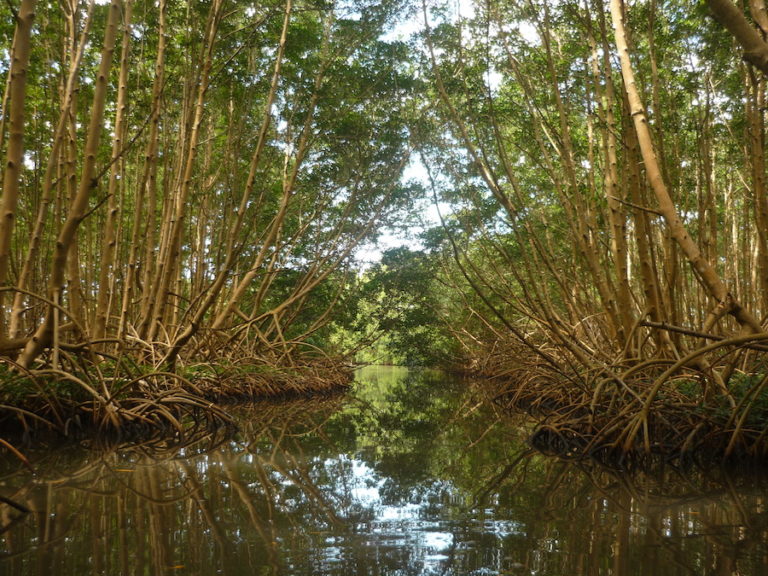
[475,335,768,465]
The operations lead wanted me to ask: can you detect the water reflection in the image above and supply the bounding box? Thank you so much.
[0,365,767,575]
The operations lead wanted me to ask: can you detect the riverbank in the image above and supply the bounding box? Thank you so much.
[3,365,768,575]
[0,356,353,451]
[470,341,768,465]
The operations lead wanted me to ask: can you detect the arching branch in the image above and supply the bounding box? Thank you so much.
[707,0,768,75]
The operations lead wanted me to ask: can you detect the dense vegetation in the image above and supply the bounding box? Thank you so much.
[4,0,768,459]
[0,0,419,435]
[407,0,768,460]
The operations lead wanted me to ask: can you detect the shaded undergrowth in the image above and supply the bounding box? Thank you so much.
[0,349,353,463]
[475,335,768,466]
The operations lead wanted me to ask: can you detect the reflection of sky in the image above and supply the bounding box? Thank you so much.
[6,368,764,576]
[349,457,456,555]
[347,457,523,536]
[291,450,525,575]
[258,369,535,574]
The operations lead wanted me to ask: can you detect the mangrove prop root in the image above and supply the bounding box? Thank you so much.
[481,339,768,464]
[0,352,353,446]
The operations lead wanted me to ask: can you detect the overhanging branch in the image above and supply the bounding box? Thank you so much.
[707,0,768,76]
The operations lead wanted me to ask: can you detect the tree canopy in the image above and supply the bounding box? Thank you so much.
[5,0,768,456]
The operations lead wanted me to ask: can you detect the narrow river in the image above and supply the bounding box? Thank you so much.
[1,366,767,575]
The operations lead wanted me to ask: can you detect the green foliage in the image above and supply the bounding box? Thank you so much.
[349,247,458,366]
[0,0,427,377]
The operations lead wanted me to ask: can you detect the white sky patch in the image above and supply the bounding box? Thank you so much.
[355,234,406,268]
[456,0,476,19]
[355,225,428,268]
[381,16,423,42]
[518,21,539,45]
[354,154,453,267]
[383,0,477,41]
[359,0,512,265]
[403,156,451,229]
[486,68,503,93]
[402,155,428,183]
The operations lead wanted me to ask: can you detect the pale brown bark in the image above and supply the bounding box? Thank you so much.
[488,47,583,340]
[9,1,95,338]
[229,163,409,354]
[538,7,623,345]
[0,43,11,159]
[64,91,86,334]
[119,0,166,342]
[141,0,224,344]
[210,16,326,332]
[423,2,606,368]
[751,0,768,35]
[589,3,635,348]
[94,0,133,344]
[623,97,676,356]
[0,0,37,336]
[708,0,768,75]
[164,0,293,364]
[611,0,764,335]
[18,0,121,368]
[647,1,683,334]
[697,84,717,268]
[747,72,768,314]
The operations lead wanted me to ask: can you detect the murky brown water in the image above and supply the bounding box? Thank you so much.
[1,366,767,575]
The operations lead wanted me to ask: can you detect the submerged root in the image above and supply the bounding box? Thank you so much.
[478,336,768,465]
[0,349,352,448]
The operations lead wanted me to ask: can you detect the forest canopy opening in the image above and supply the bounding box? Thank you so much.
[3,0,768,461]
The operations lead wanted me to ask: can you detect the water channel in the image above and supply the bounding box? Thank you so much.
[1,365,768,575]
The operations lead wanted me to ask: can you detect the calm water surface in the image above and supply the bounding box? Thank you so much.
[1,366,768,575]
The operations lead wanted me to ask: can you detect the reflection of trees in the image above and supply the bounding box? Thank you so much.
[1,370,768,575]
[0,397,361,574]
[466,449,768,575]
[352,370,768,575]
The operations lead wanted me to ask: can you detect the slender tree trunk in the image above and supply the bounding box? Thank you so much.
[10,0,94,339]
[623,97,676,356]
[538,6,623,345]
[119,0,166,342]
[746,70,768,315]
[164,0,293,364]
[211,17,324,331]
[697,84,717,268]
[141,0,223,345]
[707,0,768,76]
[591,4,635,349]
[18,0,121,368]
[64,89,86,334]
[0,0,37,338]
[647,1,683,335]
[611,0,763,335]
[94,0,133,344]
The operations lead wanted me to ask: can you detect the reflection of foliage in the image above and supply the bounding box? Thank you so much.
[1,368,768,575]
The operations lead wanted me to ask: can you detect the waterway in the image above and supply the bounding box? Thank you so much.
[1,366,767,575]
